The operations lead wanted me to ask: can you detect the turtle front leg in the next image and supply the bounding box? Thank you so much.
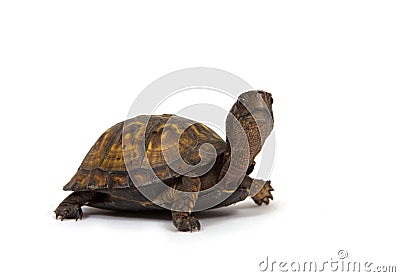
[55,191,105,221]
[154,176,202,231]
[219,176,273,206]
[171,176,201,232]
[236,175,274,205]
[250,180,274,205]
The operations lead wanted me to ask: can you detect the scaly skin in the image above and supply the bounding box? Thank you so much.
[218,91,274,193]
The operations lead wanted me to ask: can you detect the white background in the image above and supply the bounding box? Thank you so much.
[1,1,399,276]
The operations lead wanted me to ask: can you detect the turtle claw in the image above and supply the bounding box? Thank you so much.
[172,214,201,232]
[252,181,274,206]
[178,216,201,232]
[55,204,83,221]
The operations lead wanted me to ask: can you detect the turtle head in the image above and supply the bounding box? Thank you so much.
[230,90,273,123]
[226,90,274,160]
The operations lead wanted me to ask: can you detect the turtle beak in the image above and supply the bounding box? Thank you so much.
[248,93,267,111]
[243,93,271,121]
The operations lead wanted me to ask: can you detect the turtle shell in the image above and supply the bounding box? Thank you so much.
[64,114,226,191]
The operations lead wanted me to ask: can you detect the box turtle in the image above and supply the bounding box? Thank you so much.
[55,90,274,231]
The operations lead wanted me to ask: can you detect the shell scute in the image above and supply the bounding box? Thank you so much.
[64,114,226,191]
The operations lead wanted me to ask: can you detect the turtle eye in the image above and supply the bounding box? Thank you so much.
[239,97,247,105]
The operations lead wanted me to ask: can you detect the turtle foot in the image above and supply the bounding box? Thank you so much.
[55,204,83,221]
[172,212,201,232]
[252,180,274,205]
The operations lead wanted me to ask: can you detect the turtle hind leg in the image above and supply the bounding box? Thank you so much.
[55,191,106,221]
